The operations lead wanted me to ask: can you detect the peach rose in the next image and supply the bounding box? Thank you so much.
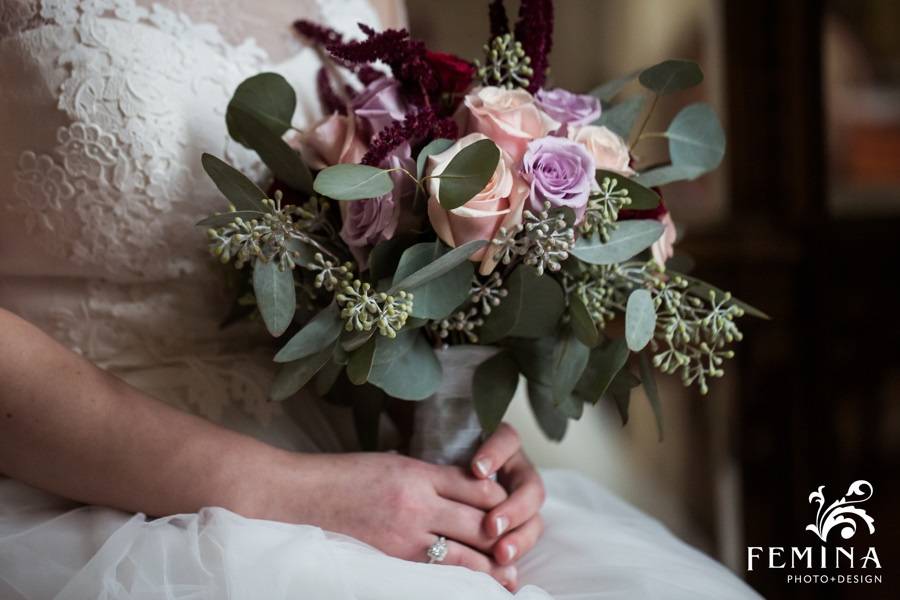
[296,113,367,170]
[426,133,528,275]
[460,87,560,162]
[651,212,677,268]
[567,125,635,176]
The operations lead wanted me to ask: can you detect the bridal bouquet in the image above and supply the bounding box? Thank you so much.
[199,0,765,447]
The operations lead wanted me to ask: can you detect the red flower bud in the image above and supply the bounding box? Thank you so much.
[424,51,476,96]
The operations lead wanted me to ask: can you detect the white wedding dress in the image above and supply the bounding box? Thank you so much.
[0,1,761,598]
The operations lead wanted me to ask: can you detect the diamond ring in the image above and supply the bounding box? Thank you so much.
[426,536,449,564]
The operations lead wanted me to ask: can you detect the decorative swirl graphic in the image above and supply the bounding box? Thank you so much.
[805,480,875,542]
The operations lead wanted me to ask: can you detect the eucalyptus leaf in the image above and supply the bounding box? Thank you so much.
[231,113,312,194]
[314,164,394,201]
[590,70,640,101]
[479,266,565,343]
[667,103,725,174]
[226,72,296,143]
[201,153,269,213]
[625,289,656,351]
[596,95,644,138]
[569,295,599,347]
[347,337,376,385]
[195,210,265,228]
[367,333,441,400]
[638,351,664,441]
[571,219,664,265]
[607,369,641,426]
[472,350,520,433]
[556,390,584,420]
[340,327,375,352]
[372,328,419,366]
[574,338,631,404]
[390,242,473,319]
[313,360,344,396]
[551,331,590,406]
[389,240,486,293]
[416,138,455,179]
[434,139,500,210]
[527,380,568,441]
[368,234,418,280]
[252,259,296,337]
[634,164,706,188]
[595,170,660,210]
[274,304,342,362]
[638,60,704,95]
[270,344,333,401]
[509,337,556,385]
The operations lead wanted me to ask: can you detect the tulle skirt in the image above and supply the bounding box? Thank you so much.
[0,469,760,599]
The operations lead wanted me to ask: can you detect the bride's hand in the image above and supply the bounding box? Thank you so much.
[285,452,518,588]
[470,424,546,573]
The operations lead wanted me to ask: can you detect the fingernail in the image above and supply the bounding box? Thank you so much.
[474,457,491,477]
[495,515,509,536]
[505,543,518,561]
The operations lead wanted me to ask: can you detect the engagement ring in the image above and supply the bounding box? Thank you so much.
[426,536,448,564]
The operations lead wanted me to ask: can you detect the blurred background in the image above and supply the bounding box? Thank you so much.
[405,1,900,598]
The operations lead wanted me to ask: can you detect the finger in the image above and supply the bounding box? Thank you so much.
[437,538,518,590]
[493,515,544,565]
[471,423,520,479]
[484,464,545,537]
[432,465,507,510]
[434,499,496,552]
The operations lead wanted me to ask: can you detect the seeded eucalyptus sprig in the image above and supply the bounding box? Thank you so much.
[336,280,414,339]
[475,33,533,89]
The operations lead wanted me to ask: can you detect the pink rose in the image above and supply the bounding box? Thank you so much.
[426,133,528,275]
[297,113,367,170]
[651,212,677,268]
[567,125,635,176]
[459,87,560,162]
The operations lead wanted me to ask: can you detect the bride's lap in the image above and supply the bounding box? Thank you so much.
[0,472,759,600]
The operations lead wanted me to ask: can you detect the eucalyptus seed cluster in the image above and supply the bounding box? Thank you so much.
[649,274,744,394]
[522,204,575,275]
[564,264,626,329]
[581,176,632,241]
[309,253,353,291]
[431,307,484,344]
[336,280,414,338]
[207,192,320,271]
[474,33,533,89]
[468,272,508,316]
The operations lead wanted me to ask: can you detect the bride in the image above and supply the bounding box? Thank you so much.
[0,1,761,598]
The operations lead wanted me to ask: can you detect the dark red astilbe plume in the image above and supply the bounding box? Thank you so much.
[514,0,554,92]
[356,65,384,86]
[316,68,346,115]
[488,0,510,37]
[362,108,457,166]
[294,19,343,47]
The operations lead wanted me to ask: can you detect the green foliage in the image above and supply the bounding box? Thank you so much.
[347,337,376,384]
[479,266,565,343]
[232,117,313,195]
[252,258,296,337]
[608,369,641,425]
[638,60,704,95]
[434,139,500,210]
[637,103,725,187]
[196,210,265,228]
[201,153,269,213]
[391,242,473,319]
[569,295,599,347]
[368,235,418,281]
[590,70,640,102]
[270,344,333,401]
[416,138,455,179]
[527,380,568,441]
[472,350,520,432]
[274,303,342,362]
[625,289,656,351]
[226,73,297,143]
[678,272,770,320]
[574,337,631,404]
[367,332,441,400]
[596,171,660,210]
[475,33,533,89]
[596,95,644,138]
[551,331,590,407]
[571,219,664,265]
[638,351,664,441]
[313,164,394,201]
[389,240,486,292]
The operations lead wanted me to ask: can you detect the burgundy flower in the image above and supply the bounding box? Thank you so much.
[424,51,476,96]
[514,0,554,92]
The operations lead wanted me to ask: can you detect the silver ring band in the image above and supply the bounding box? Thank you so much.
[426,536,448,564]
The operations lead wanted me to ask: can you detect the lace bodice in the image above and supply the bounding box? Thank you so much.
[0,0,391,451]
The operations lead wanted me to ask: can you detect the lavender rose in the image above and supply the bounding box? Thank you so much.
[340,148,415,265]
[535,88,601,128]
[522,136,596,221]
[351,76,408,137]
